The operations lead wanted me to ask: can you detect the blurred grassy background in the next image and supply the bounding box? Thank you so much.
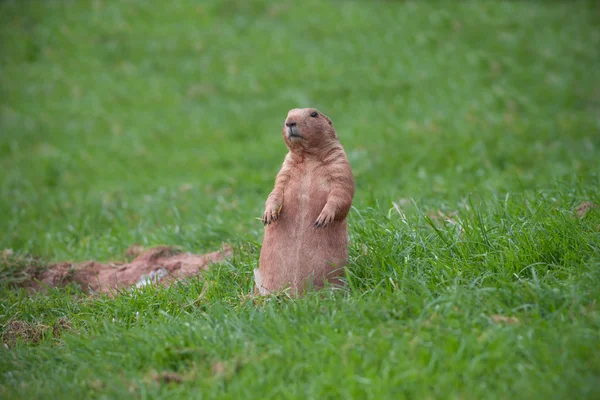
[1,0,598,261]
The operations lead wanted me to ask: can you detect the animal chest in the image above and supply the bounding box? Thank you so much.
[283,166,330,221]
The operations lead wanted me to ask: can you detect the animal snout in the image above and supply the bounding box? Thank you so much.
[285,121,297,128]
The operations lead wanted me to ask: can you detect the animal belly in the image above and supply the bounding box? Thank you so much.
[258,213,348,293]
[257,171,348,293]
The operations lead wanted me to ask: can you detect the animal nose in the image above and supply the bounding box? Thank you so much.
[285,121,296,128]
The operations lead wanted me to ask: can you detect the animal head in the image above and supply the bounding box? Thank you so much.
[282,108,338,152]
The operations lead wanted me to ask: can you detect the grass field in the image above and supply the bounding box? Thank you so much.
[1,0,600,398]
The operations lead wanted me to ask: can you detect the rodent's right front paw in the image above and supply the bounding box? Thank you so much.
[262,204,282,225]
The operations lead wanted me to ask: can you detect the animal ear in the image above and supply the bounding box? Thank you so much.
[324,115,333,126]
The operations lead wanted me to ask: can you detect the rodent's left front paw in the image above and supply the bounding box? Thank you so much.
[314,207,335,228]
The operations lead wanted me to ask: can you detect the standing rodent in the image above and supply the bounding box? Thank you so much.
[254,108,355,295]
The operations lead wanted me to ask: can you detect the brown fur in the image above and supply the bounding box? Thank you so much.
[255,108,355,295]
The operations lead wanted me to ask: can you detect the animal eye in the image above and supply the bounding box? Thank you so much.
[310,112,318,118]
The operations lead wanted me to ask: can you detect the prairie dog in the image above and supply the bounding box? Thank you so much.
[255,108,354,295]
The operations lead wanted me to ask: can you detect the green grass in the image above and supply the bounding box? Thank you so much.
[1,0,599,398]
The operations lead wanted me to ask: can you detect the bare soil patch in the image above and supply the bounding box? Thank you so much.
[2,317,71,348]
[575,201,598,219]
[2,245,233,294]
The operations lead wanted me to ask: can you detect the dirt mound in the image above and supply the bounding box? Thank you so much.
[34,245,233,294]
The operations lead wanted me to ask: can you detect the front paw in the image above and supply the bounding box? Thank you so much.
[262,204,282,225]
[314,207,335,228]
